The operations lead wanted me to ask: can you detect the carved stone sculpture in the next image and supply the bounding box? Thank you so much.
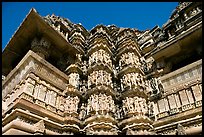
[176,124,186,135]
[68,73,80,88]
[34,120,45,135]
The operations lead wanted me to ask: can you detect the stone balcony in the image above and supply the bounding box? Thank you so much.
[2,50,82,134]
[2,50,69,98]
[153,59,202,133]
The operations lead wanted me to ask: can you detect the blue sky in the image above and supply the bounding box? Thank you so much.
[2,2,178,51]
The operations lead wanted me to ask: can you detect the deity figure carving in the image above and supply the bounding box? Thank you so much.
[148,77,164,96]
[88,70,112,89]
[119,52,140,70]
[134,96,140,113]
[87,93,115,115]
[148,101,155,117]
[141,98,148,115]
[64,96,79,114]
[121,72,144,91]
[58,95,65,111]
[87,99,92,116]
[122,96,148,116]
[89,49,112,68]
[79,103,86,120]
[114,105,121,119]
[122,100,128,115]
[68,73,80,88]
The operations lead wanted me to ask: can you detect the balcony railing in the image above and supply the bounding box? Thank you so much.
[154,59,202,120]
[160,59,202,95]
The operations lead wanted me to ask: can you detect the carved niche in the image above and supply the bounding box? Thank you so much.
[68,73,80,89]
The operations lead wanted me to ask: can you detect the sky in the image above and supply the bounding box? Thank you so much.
[2,2,178,51]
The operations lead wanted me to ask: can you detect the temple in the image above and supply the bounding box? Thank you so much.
[2,2,202,135]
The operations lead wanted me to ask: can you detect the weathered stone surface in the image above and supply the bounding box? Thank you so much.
[2,2,202,135]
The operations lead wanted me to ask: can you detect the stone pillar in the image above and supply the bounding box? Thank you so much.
[31,37,51,59]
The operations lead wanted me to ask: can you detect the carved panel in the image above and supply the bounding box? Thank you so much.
[185,89,194,104]
[88,70,112,89]
[50,91,57,106]
[179,90,189,106]
[89,49,112,68]
[157,99,165,113]
[119,52,140,70]
[164,98,170,111]
[2,59,35,99]
[25,82,35,95]
[45,90,52,104]
[33,84,40,98]
[191,84,202,101]
[64,96,79,114]
[87,93,116,116]
[122,96,148,117]
[68,73,80,88]
[174,94,181,108]
[34,62,66,90]
[121,73,145,91]
[154,102,159,117]
[168,94,177,109]
[37,85,47,101]
[198,84,202,93]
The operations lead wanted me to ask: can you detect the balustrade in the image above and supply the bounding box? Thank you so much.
[2,51,74,117]
[161,59,202,94]
[155,77,202,120]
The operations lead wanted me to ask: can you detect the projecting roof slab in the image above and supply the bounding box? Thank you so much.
[2,8,78,76]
